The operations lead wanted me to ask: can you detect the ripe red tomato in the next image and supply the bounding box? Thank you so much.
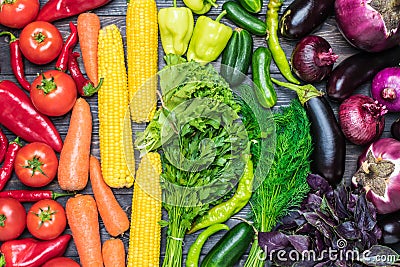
[14,142,58,187]
[0,198,26,241]
[30,70,77,116]
[19,21,63,65]
[42,257,80,267]
[0,0,39,29]
[27,199,67,240]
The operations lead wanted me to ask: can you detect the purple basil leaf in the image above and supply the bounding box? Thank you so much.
[303,212,333,239]
[296,222,314,234]
[334,186,350,219]
[314,229,327,253]
[315,210,337,228]
[287,235,309,252]
[276,210,305,231]
[258,231,289,254]
[335,221,361,240]
[304,193,323,210]
[320,195,339,222]
[359,245,400,266]
[307,173,332,194]
[356,192,376,232]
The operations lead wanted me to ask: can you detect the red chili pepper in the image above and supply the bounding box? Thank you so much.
[0,234,71,267]
[0,32,31,91]
[0,129,8,163]
[0,80,63,152]
[0,190,73,202]
[55,22,78,72]
[36,0,112,22]
[0,138,22,191]
[68,51,103,96]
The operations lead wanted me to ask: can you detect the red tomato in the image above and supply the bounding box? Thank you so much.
[30,70,77,116]
[14,142,58,187]
[27,199,67,240]
[0,198,26,241]
[42,257,80,267]
[0,0,39,29]
[19,21,63,65]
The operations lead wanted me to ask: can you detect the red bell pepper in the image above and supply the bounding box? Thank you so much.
[0,128,7,163]
[36,0,113,22]
[0,80,62,152]
[0,234,71,267]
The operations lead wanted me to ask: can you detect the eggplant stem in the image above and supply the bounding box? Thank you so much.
[271,78,323,105]
[316,48,338,67]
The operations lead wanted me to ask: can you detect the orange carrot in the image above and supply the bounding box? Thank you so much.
[58,98,92,191]
[89,155,130,236]
[66,194,103,267]
[102,238,125,267]
[77,13,100,86]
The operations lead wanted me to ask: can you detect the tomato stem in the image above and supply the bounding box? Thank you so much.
[33,205,57,228]
[36,73,57,95]
[23,155,47,177]
[2,0,17,4]
[33,32,46,44]
[0,214,6,227]
[0,254,5,267]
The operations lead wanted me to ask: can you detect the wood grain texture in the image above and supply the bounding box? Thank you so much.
[1,0,400,265]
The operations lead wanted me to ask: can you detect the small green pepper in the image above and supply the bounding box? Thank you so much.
[188,154,253,234]
[183,0,218,14]
[266,0,300,84]
[158,0,194,56]
[186,224,230,267]
[186,11,233,63]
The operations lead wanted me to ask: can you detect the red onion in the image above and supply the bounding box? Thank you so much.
[335,0,400,52]
[339,94,387,145]
[371,67,400,112]
[353,138,400,214]
[290,35,338,83]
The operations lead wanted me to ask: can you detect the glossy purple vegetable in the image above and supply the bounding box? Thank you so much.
[352,138,400,214]
[371,67,400,112]
[291,35,338,83]
[377,210,400,245]
[339,94,387,145]
[391,117,400,141]
[335,0,400,52]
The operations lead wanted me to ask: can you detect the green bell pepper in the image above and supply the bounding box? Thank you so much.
[158,0,194,56]
[183,0,218,14]
[186,11,233,63]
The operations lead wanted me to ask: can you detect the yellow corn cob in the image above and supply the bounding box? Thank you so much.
[126,0,158,123]
[127,152,162,267]
[97,24,134,188]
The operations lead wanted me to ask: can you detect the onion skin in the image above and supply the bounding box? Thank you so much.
[353,138,400,214]
[339,94,387,145]
[371,67,400,112]
[327,46,400,102]
[335,0,400,52]
[291,35,338,83]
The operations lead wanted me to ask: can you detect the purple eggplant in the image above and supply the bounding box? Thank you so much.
[327,46,400,102]
[391,118,400,141]
[378,211,400,245]
[279,0,335,40]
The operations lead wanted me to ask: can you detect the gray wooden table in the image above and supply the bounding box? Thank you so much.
[0,0,399,265]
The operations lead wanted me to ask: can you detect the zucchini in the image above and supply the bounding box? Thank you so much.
[222,1,267,36]
[238,0,262,13]
[252,47,277,108]
[221,28,253,86]
[200,222,254,267]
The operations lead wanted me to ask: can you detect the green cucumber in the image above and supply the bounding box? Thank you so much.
[221,28,253,86]
[252,46,277,108]
[238,0,262,13]
[200,222,254,267]
[222,1,267,36]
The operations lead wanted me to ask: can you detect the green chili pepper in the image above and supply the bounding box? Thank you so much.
[266,0,300,84]
[158,0,194,56]
[186,224,230,267]
[183,0,218,14]
[186,11,233,63]
[188,154,253,234]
